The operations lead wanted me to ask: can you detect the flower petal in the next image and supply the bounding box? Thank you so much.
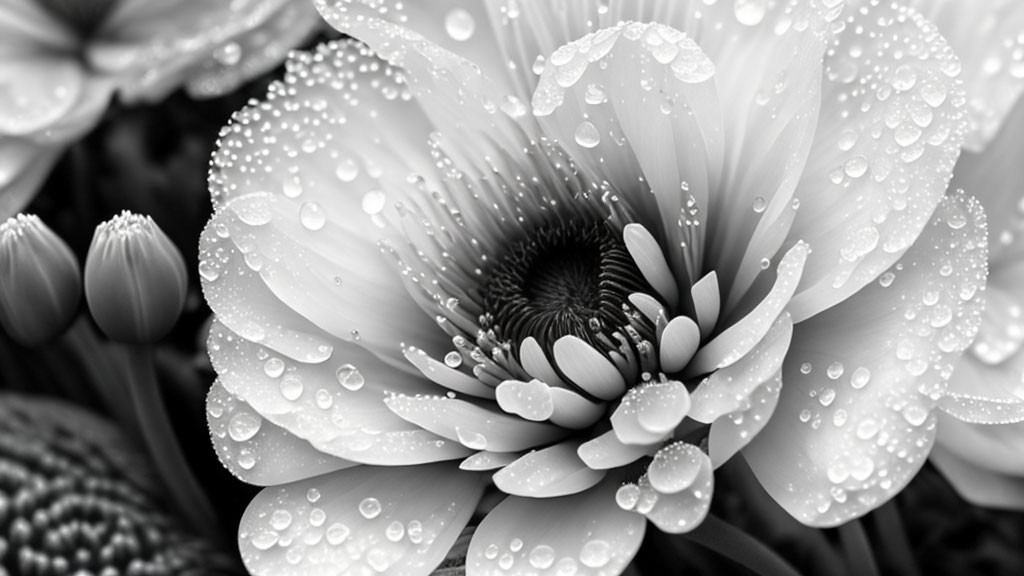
[467,475,646,575]
[0,54,83,136]
[552,335,626,401]
[687,242,806,376]
[493,440,606,498]
[0,0,76,51]
[385,394,567,453]
[209,320,470,466]
[689,312,792,424]
[931,444,1024,510]
[908,0,1024,150]
[708,369,782,468]
[207,381,355,486]
[578,430,657,471]
[637,447,713,534]
[530,21,723,285]
[239,463,485,575]
[745,191,987,527]
[787,2,968,322]
[611,379,689,446]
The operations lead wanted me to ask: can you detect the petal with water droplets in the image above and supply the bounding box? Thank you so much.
[745,192,987,527]
[467,475,645,575]
[239,463,484,575]
[493,440,605,498]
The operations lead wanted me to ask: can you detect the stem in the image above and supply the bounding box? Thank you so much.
[872,501,919,576]
[61,319,138,435]
[838,520,880,576]
[686,514,804,576]
[125,344,221,544]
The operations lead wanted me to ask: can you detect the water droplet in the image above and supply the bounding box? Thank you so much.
[444,351,463,368]
[850,367,871,389]
[856,419,879,439]
[264,357,285,378]
[307,488,321,503]
[879,272,896,287]
[198,260,220,281]
[359,497,382,519]
[335,158,360,182]
[799,409,812,423]
[579,539,611,568]
[270,509,293,530]
[532,55,547,75]
[299,202,326,231]
[734,0,767,26]
[251,532,279,550]
[362,190,387,215]
[228,412,261,442]
[386,520,405,542]
[844,156,868,178]
[315,389,334,409]
[584,83,607,105]
[326,522,350,545]
[800,362,813,375]
[485,544,500,560]
[752,196,767,213]
[574,120,601,148]
[529,544,556,569]
[826,362,844,380]
[336,364,365,391]
[892,65,917,91]
[818,388,836,407]
[616,483,640,510]
[213,42,242,66]
[445,8,476,41]
[280,375,304,400]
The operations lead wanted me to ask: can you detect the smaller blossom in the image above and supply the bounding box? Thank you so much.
[0,214,81,346]
[85,211,186,344]
[0,0,323,218]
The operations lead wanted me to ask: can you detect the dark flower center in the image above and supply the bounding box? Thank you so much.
[484,221,651,356]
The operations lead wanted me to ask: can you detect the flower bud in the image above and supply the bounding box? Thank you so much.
[85,211,187,343]
[0,214,82,346]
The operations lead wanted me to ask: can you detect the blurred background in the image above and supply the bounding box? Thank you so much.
[1,33,1023,576]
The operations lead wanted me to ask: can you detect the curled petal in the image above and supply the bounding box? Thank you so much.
[493,441,606,498]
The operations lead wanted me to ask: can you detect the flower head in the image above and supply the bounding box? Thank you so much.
[85,211,187,343]
[910,0,1024,509]
[0,0,323,218]
[201,1,988,574]
[0,214,81,346]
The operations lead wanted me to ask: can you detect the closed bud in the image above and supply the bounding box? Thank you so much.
[0,214,82,346]
[85,211,187,344]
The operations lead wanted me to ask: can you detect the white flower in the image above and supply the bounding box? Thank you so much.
[199,1,987,574]
[0,0,322,218]
[908,0,1024,509]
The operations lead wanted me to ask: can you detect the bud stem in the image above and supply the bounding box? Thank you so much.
[871,501,919,576]
[685,514,803,576]
[126,344,222,545]
[838,519,880,576]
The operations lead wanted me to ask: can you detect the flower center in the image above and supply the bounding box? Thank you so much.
[483,221,651,356]
[36,0,118,38]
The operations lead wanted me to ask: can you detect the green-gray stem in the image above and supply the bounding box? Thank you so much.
[686,513,804,576]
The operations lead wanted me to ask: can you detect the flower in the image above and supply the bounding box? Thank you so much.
[0,214,81,346]
[199,1,988,574]
[0,0,323,218]
[0,392,241,574]
[908,0,1024,509]
[85,211,187,344]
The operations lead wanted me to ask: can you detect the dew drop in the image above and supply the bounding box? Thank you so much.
[734,0,767,26]
[326,522,350,545]
[444,351,463,368]
[574,121,601,148]
[264,357,285,378]
[529,545,556,569]
[818,387,836,407]
[299,202,326,231]
[584,83,607,105]
[752,196,767,213]
[280,375,304,400]
[616,483,640,510]
[850,367,871,389]
[826,362,844,380]
[309,508,326,527]
[579,539,611,568]
[307,488,321,503]
[445,8,476,41]
[800,362,813,375]
[386,520,405,542]
[270,509,293,530]
[362,190,387,215]
[228,412,261,442]
[335,158,360,182]
[315,389,334,409]
[335,364,365,391]
[359,497,382,519]
[844,156,868,178]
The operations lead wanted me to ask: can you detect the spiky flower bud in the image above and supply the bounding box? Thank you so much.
[0,214,81,346]
[84,211,187,344]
